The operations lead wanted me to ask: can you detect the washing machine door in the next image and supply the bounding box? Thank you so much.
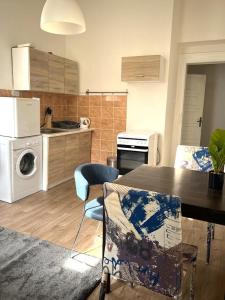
[16,149,38,178]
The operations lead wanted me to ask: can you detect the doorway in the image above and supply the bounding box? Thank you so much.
[171,44,225,165]
[181,63,225,147]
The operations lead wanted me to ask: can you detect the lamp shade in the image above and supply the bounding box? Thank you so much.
[40,0,86,35]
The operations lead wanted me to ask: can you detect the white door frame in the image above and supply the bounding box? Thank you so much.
[171,48,225,165]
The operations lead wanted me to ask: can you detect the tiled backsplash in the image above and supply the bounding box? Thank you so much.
[85,95,127,164]
[20,91,78,125]
[0,90,127,164]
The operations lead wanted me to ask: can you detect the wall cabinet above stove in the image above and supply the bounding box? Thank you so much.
[12,47,79,95]
[121,55,163,82]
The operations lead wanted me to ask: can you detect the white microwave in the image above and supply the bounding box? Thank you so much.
[0,97,40,138]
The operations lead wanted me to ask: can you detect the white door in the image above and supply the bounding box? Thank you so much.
[181,74,206,146]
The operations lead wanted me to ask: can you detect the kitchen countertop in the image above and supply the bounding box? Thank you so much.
[41,128,94,138]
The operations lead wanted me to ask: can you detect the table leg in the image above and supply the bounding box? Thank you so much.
[207,223,212,264]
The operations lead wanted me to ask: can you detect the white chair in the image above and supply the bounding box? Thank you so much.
[99,182,198,300]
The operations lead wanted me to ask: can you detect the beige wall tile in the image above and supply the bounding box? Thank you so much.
[101,96,114,107]
[92,137,101,150]
[19,90,78,123]
[100,151,113,164]
[78,95,89,106]
[113,96,127,108]
[101,119,114,129]
[113,143,117,155]
[90,106,101,118]
[89,96,101,106]
[92,129,101,139]
[0,90,12,96]
[101,129,114,141]
[114,107,126,120]
[91,150,100,162]
[114,119,126,131]
[67,96,78,106]
[67,105,77,116]
[101,140,113,152]
[101,106,113,119]
[78,106,89,118]
[53,106,64,120]
[90,118,101,128]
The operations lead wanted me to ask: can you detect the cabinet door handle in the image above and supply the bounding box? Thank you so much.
[136,74,145,77]
[197,117,202,127]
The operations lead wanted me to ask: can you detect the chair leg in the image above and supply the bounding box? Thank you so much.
[70,210,86,258]
[99,286,106,300]
[71,201,104,258]
[106,273,111,293]
[206,223,212,264]
[190,259,197,300]
[211,223,215,240]
[99,271,110,300]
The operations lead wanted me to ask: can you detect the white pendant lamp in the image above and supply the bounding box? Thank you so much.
[40,0,86,35]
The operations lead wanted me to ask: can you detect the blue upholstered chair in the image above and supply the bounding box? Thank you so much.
[72,163,119,255]
[99,183,197,300]
[175,145,214,264]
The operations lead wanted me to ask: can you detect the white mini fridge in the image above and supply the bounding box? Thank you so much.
[0,97,40,137]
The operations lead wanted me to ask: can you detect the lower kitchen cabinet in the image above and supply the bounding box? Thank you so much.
[42,131,92,191]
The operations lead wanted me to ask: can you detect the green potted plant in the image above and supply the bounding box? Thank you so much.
[208,128,225,190]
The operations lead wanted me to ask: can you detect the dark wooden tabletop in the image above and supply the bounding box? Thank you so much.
[116,165,225,225]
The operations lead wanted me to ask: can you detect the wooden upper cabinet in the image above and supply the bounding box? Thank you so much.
[12,47,49,91]
[64,59,79,95]
[30,48,49,92]
[121,55,163,82]
[48,54,65,94]
[12,47,79,95]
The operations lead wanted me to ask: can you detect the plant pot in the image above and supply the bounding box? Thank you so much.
[208,171,224,190]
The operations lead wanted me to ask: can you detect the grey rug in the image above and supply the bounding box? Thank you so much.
[0,227,101,300]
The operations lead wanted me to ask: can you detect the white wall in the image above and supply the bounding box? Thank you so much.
[163,0,182,166]
[180,0,225,42]
[66,0,176,164]
[169,0,225,165]
[2,0,225,166]
[0,0,65,90]
[188,64,225,146]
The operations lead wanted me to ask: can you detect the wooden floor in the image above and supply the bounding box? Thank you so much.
[0,180,225,299]
[0,180,102,256]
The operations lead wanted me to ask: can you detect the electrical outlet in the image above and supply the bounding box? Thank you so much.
[11,90,20,97]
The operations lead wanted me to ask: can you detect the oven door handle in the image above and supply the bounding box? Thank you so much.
[117,147,148,153]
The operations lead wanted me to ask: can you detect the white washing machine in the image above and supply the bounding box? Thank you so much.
[0,135,42,203]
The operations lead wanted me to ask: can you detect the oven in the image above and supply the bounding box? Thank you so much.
[117,132,158,175]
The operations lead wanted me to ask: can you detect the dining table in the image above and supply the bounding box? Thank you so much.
[115,164,225,226]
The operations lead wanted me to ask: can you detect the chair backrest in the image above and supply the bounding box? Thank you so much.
[74,163,119,201]
[102,182,183,298]
[174,145,213,172]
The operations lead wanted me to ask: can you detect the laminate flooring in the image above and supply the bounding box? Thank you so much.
[0,180,225,299]
[0,180,102,257]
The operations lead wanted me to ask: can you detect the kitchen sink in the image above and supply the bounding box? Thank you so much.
[41,128,68,134]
